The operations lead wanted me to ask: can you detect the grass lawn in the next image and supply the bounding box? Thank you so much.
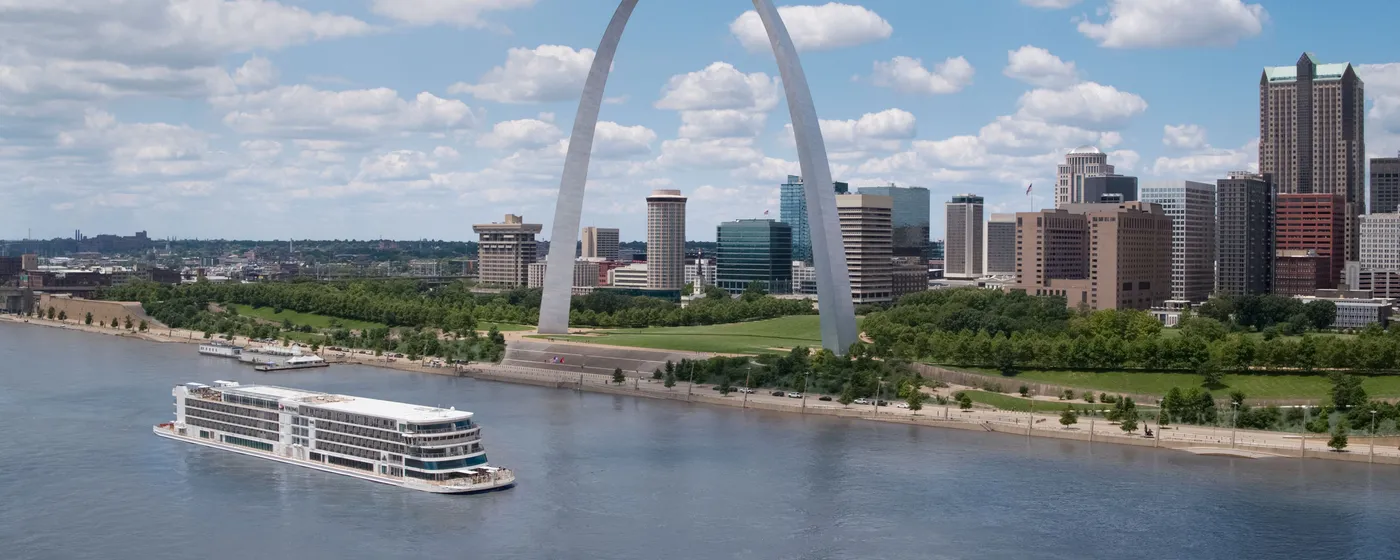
[480,322,534,332]
[534,315,829,354]
[958,390,1116,413]
[967,368,1400,400]
[230,304,385,331]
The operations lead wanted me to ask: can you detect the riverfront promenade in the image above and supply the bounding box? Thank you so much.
[5,312,1397,465]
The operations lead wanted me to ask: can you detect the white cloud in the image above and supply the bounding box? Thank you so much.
[0,0,372,67]
[1107,149,1141,172]
[477,118,563,150]
[1077,0,1268,49]
[356,150,437,181]
[1360,63,1400,156]
[730,3,892,52]
[1020,0,1081,8]
[1151,138,1258,179]
[1163,124,1207,150]
[977,115,1120,152]
[655,62,780,112]
[448,45,594,104]
[789,108,917,158]
[215,85,479,136]
[593,122,657,159]
[370,0,534,28]
[678,110,767,139]
[657,138,764,169]
[1015,82,1147,129]
[1004,46,1079,88]
[870,56,974,95]
[240,139,283,162]
[232,56,278,90]
[56,109,214,176]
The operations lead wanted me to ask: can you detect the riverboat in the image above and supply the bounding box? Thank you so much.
[153,381,515,494]
[197,341,242,358]
[253,355,329,371]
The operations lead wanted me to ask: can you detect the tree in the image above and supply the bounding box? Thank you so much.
[1329,373,1368,411]
[838,382,857,406]
[1019,384,1030,397]
[612,367,625,385]
[124,316,133,330]
[1305,299,1337,331]
[111,317,119,328]
[1329,422,1349,452]
[718,376,733,395]
[906,388,926,412]
[46,307,55,320]
[652,368,662,380]
[1119,416,1139,433]
[1199,358,1223,388]
[1229,390,1247,409]
[57,310,67,321]
[84,312,93,325]
[958,393,973,410]
[741,280,769,302]
[138,320,148,332]
[663,370,677,389]
[1059,407,1079,428]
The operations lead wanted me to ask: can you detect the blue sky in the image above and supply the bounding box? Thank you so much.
[3,0,1399,242]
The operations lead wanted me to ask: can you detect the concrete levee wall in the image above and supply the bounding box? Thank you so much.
[503,339,707,378]
[36,294,164,330]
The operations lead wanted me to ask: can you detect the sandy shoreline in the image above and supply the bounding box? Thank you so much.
[5,314,1397,466]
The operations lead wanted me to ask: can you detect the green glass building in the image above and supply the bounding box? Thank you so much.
[716,219,793,295]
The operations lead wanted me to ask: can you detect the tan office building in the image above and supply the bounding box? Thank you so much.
[473,214,543,287]
[1013,202,1172,310]
[837,194,893,304]
[646,190,687,290]
[581,226,620,260]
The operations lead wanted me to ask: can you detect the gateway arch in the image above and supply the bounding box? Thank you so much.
[537,0,859,354]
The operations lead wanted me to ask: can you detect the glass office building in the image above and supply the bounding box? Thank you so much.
[716,219,793,295]
[857,184,930,260]
[780,175,848,263]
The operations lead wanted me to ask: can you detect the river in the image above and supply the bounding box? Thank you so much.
[2,322,1398,559]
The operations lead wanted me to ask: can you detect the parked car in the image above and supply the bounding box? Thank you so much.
[876,400,892,406]
[853,398,870,405]
[738,388,755,394]
[771,391,786,397]
[818,396,833,402]
[895,402,910,409]
[786,392,803,399]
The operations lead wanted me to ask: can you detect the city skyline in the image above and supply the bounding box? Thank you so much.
[3,1,1400,243]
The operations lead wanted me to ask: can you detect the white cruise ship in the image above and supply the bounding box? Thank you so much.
[238,344,303,363]
[153,381,515,494]
[197,341,242,358]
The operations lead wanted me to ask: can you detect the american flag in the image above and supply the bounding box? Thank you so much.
[1026,183,1033,195]
[763,209,769,215]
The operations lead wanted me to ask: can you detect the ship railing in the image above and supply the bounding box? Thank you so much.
[426,468,513,488]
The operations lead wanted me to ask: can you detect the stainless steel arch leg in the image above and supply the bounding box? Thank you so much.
[537,0,639,335]
[536,0,859,355]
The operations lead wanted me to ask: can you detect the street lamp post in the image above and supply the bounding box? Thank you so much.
[873,377,883,414]
[743,370,752,409]
[801,370,811,413]
[687,360,695,402]
[1231,403,1239,449]
[1371,410,1378,464]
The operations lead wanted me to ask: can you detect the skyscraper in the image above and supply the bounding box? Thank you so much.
[945,194,984,280]
[1014,203,1173,310]
[581,226,620,260]
[780,175,848,263]
[1215,172,1274,297]
[716,219,793,295]
[1055,146,1115,208]
[985,213,1017,277]
[836,194,893,304]
[473,214,543,287]
[1275,193,1345,294]
[1140,180,1216,303]
[1260,53,1365,261]
[1372,154,1400,214]
[1357,213,1400,298]
[646,190,687,290]
[856,184,930,259]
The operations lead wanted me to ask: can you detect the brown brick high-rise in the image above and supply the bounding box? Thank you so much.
[1013,202,1172,310]
[1260,53,1365,261]
[1274,193,1345,294]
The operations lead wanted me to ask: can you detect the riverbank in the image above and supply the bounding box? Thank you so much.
[4,314,1396,466]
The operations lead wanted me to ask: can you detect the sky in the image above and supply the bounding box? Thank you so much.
[3,0,1400,243]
